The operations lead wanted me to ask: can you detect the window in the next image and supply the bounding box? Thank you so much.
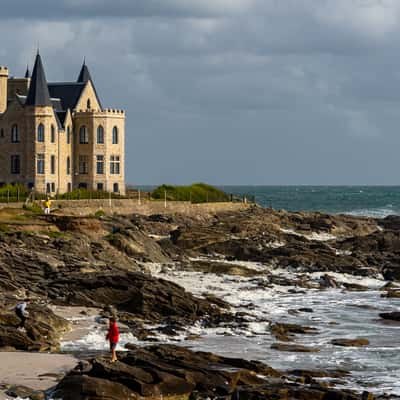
[96,155,104,174]
[78,183,87,189]
[87,99,91,110]
[97,126,104,144]
[51,125,56,143]
[37,154,45,174]
[67,156,71,175]
[67,183,72,192]
[110,155,120,174]
[79,126,89,144]
[113,183,119,193]
[37,124,45,142]
[51,182,55,193]
[46,183,51,193]
[51,155,56,174]
[112,126,118,144]
[11,125,19,143]
[0,128,4,138]
[10,155,20,174]
[67,126,71,144]
[79,155,89,174]
[97,183,104,191]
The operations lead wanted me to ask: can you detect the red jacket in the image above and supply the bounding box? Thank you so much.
[106,322,120,343]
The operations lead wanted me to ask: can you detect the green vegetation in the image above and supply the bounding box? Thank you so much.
[151,183,229,203]
[0,184,29,202]
[58,189,124,200]
[94,209,106,218]
[22,202,44,214]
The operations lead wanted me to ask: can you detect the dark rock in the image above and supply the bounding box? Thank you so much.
[331,338,370,347]
[271,343,320,352]
[54,344,280,400]
[379,312,400,321]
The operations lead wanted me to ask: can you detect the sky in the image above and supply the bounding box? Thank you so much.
[1,0,400,185]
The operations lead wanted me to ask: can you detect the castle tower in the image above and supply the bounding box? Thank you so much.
[25,53,56,193]
[0,66,9,114]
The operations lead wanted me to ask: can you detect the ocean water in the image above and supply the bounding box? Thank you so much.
[221,186,400,218]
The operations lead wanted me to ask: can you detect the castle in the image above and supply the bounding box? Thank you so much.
[0,53,125,195]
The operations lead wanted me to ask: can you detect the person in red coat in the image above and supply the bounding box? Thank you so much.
[105,317,119,362]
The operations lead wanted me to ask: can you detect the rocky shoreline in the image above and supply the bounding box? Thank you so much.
[0,206,399,398]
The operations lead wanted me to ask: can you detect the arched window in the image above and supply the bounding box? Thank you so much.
[87,99,91,110]
[37,124,45,142]
[67,126,71,144]
[51,125,55,143]
[79,125,89,144]
[97,126,104,144]
[11,124,19,143]
[67,156,71,175]
[112,126,118,144]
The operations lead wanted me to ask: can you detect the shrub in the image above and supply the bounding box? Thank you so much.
[151,183,229,203]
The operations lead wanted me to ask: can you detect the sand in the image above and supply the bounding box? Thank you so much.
[0,352,77,391]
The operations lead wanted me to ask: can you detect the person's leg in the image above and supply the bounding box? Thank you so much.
[110,342,117,362]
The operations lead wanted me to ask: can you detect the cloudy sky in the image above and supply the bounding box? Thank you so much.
[1,0,400,185]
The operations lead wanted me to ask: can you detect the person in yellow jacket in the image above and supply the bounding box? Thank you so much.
[44,197,52,215]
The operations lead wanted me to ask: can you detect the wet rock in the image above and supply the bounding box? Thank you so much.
[379,312,400,321]
[271,343,320,352]
[5,385,45,400]
[381,289,400,298]
[331,338,370,347]
[270,322,318,341]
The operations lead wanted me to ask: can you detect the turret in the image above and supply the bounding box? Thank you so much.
[0,66,9,114]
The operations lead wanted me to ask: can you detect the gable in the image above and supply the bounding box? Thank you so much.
[74,80,102,111]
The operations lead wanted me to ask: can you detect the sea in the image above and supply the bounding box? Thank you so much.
[220,186,400,218]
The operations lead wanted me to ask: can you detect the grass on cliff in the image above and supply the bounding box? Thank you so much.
[151,183,229,203]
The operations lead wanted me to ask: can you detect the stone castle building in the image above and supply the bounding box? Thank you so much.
[0,53,125,195]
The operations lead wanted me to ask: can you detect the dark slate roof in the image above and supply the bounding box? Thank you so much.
[77,62,92,83]
[47,82,86,111]
[56,111,67,126]
[26,53,52,107]
[51,97,63,111]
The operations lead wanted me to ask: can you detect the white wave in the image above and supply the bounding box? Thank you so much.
[345,206,398,219]
[61,328,137,352]
[281,228,336,241]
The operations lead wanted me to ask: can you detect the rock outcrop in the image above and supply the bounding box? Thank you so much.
[53,344,373,400]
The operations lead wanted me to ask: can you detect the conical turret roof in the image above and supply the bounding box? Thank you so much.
[26,53,52,107]
[77,60,92,83]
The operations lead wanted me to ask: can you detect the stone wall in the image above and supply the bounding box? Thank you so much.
[53,199,250,216]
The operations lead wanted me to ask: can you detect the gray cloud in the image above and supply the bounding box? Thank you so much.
[1,0,400,184]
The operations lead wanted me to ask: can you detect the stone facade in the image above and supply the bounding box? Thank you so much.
[0,54,125,195]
